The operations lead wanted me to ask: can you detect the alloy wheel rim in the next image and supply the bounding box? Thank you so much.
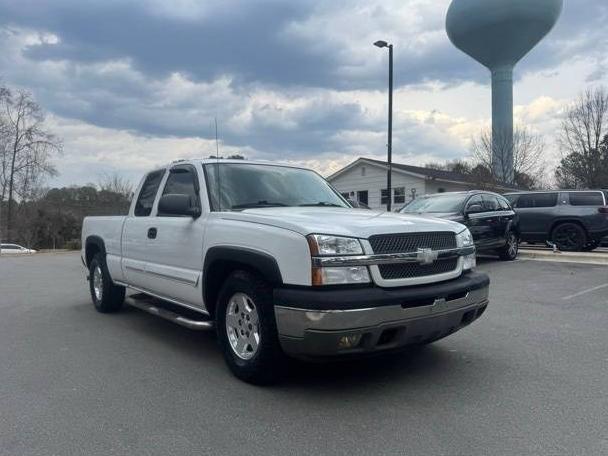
[93,266,103,301]
[555,227,581,248]
[225,292,260,360]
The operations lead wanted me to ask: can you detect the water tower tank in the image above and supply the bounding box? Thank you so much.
[446,0,563,183]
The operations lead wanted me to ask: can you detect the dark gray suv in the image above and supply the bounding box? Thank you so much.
[504,190,608,251]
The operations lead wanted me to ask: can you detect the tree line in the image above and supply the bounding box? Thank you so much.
[0,85,132,249]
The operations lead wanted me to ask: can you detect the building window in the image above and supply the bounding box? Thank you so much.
[361,166,366,177]
[381,189,389,205]
[394,187,405,204]
[357,190,368,206]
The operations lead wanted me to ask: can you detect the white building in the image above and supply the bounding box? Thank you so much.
[327,157,484,210]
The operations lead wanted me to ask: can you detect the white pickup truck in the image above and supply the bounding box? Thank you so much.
[81,159,489,383]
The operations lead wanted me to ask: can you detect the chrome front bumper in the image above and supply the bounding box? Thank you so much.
[274,281,489,359]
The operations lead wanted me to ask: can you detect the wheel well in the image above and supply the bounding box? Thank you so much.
[85,236,106,267]
[203,260,263,318]
[550,220,588,238]
[203,247,283,319]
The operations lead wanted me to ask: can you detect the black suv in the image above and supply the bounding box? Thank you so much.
[504,190,608,251]
[400,191,520,261]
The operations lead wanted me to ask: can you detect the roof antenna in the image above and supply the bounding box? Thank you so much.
[214,117,222,211]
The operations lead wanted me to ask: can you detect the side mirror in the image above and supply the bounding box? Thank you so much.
[158,194,201,218]
[466,203,484,215]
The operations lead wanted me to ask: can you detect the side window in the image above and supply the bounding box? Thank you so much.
[160,166,200,212]
[497,196,511,210]
[481,194,500,212]
[466,194,484,211]
[516,193,557,208]
[568,192,604,206]
[134,170,165,217]
[533,193,558,208]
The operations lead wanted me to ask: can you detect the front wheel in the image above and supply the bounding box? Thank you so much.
[89,253,125,313]
[497,231,519,261]
[216,270,286,384]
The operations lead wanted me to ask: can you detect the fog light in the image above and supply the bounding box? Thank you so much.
[338,334,362,349]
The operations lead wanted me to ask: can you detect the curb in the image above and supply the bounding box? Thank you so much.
[518,249,608,266]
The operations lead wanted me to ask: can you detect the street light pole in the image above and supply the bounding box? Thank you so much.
[374,40,394,212]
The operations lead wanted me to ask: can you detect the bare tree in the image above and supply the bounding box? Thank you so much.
[0,89,61,236]
[556,87,608,188]
[98,172,134,200]
[471,126,546,189]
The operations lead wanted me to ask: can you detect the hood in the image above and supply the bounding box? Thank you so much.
[402,211,465,223]
[219,207,466,238]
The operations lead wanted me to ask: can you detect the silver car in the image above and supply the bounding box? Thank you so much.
[0,243,37,255]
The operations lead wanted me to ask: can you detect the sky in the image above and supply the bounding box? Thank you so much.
[0,0,606,188]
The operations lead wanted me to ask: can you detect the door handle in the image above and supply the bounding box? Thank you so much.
[147,227,157,239]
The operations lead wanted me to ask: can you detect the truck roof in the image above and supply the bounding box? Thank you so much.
[157,158,308,170]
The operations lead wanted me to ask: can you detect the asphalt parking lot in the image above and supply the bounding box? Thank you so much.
[1,253,607,455]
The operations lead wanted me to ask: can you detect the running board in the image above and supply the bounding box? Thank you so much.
[127,298,214,331]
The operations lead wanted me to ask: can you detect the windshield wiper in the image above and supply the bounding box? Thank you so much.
[231,201,288,209]
[298,202,343,207]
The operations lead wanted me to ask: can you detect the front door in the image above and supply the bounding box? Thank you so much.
[143,164,206,308]
[465,194,495,249]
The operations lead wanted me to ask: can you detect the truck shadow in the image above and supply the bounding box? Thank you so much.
[117,303,491,393]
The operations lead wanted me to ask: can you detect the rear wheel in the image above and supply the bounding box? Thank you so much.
[216,270,286,384]
[497,231,519,261]
[551,223,587,252]
[89,253,125,313]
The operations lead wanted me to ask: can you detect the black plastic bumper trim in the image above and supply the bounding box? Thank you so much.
[274,272,490,311]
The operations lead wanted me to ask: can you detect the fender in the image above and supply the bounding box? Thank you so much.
[202,246,283,309]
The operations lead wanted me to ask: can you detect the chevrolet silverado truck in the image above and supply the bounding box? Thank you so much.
[81,159,490,384]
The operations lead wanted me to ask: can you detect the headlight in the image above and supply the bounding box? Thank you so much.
[456,228,476,271]
[307,234,370,285]
[456,228,474,247]
[307,234,363,256]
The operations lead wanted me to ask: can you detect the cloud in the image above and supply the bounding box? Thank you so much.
[0,0,606,188]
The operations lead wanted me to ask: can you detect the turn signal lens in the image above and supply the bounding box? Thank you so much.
[311,266,371,286]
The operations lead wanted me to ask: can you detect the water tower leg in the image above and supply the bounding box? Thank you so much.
[491,65,514,184]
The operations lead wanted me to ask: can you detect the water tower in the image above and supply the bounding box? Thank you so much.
[446,0,563,183]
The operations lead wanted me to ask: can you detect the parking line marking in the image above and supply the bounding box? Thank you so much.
[563,283,608,300]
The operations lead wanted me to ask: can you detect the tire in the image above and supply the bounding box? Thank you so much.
[582,240,599,252]
[216,270,286,385]
[551,223,587,252]
[497,231,519,261]
[89,253,125,313]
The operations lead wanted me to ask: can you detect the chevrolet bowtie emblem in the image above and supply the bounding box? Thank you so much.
[416,248,438,265]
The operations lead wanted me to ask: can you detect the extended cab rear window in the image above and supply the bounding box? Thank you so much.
[568,192,605,206]
[134,169,165,216]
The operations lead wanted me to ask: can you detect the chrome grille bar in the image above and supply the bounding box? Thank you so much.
[311,246,475,267]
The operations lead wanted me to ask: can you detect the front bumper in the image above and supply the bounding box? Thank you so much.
[274,272,489,358]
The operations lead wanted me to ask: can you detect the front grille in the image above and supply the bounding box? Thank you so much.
[369,232,458,280]
[378,259,458,280]
[369,232,457,254]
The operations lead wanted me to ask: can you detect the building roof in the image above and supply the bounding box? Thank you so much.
[327,157,519,191]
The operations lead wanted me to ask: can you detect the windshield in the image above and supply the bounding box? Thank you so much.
[400,194,466,213]
[204,163,349,211]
